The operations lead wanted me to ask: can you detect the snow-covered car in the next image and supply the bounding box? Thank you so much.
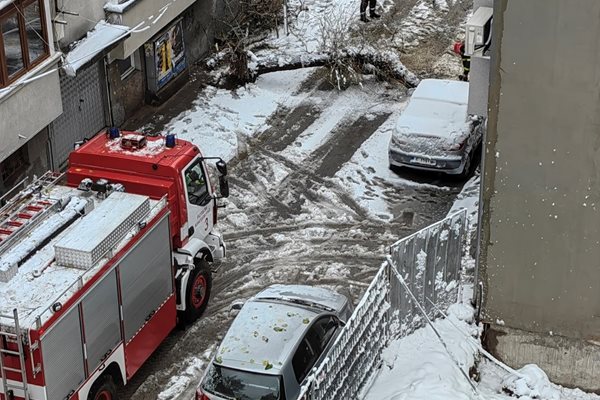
[196,284,353,400]
[388,79,484,176]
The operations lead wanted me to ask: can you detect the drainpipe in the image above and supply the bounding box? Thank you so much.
[103,58,115,127]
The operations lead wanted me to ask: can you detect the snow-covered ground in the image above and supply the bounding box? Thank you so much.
[119,0,600,398]
[363,176,600,400]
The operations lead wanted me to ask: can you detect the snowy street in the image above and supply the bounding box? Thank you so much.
[120,66,465,399]
[108,0,477,397]
[2,0,600,397]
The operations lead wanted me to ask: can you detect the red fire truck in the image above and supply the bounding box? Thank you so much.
[0,129,229,400]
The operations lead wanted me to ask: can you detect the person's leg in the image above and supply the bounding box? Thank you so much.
[369,0,381,18]
[360,0,369,22]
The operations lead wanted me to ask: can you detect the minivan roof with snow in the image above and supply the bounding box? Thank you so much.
[215,301,319,374]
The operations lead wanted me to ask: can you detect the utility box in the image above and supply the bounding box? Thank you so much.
[465,6,493,56]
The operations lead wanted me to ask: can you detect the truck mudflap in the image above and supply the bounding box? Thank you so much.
[175,266,192,312]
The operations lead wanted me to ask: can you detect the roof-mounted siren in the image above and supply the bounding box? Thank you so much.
[165,134,176,148]
[108,127,120,139]
[465,6,493,57]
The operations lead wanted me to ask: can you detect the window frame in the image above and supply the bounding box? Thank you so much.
[291,315,340,384]
[117,54,135,80]
[0,0,49,87]
[184,158,211,207]
[291,337,317,384]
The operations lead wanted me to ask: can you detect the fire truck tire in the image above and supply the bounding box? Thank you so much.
[88,375,117,400]
[183,259,213,324]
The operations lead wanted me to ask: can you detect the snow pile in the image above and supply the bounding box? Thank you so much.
[502,364,562,400]
[104,0,137,13]
[363,167,600,400]
[157,357,205,400]
[364,303,478,400]
[105,135,168,157]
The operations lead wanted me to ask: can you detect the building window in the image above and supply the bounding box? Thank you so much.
[2,13,24,78]
[0,0,49,88]
[117,54,135,80]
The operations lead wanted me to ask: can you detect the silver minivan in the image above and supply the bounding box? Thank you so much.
[196,284,353,400]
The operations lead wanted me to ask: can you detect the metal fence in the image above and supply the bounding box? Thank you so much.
[297,209,468,400]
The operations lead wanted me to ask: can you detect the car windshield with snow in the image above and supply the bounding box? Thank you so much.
[196,284,353,400]
[388,79,484,176]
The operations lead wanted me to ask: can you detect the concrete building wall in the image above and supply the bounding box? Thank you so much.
[474,0,493,8]
[55,0,106,49]
[183,0,218,63]
[0,59,62,163]
[467,56,489,117]
[106,52,146,126]
[480,0,600,391]
[107,0,196,59]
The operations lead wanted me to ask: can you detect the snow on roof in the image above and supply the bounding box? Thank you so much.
[412,79,469,105]
[106,135,169,157]
[104,0,137,13]
[0,186,163,330]
[254,284,349,314]
[216,301,319,374]
[0,0,13,11]
[395,79,470,140]
[63,20,130,77]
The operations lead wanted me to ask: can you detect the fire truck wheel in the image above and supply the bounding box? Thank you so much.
[183,259,213,324]
[88,375,117,400]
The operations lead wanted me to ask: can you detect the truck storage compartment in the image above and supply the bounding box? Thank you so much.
[120,215,172,342]
[81,269,121,373]
[41,307,85,400]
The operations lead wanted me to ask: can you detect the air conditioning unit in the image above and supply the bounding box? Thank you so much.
[465,6,493,56]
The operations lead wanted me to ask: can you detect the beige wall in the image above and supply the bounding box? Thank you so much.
[107,0,197,59]
[0,57,62,163]
[481,0,600,389]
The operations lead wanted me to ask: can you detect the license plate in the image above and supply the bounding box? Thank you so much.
[412,157,436,166]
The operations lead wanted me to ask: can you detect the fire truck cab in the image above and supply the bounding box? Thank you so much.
[0,129,229,400]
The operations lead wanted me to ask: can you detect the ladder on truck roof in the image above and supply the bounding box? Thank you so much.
[0,171,63,252]
[0,309,31,400]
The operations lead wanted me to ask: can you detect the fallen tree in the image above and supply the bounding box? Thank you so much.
[209,0,420,89]
[207,47,420,89]
[251,49,419,87]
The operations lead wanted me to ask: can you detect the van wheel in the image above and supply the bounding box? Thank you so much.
[88,375,117,400]
[182,258,212,325]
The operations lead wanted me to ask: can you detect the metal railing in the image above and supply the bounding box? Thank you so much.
[297,209,468,400]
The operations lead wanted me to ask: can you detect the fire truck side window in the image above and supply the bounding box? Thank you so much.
[185,160,210,206]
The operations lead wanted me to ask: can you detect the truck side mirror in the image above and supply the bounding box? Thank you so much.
[219,175,230,198]
[216,160,228,176]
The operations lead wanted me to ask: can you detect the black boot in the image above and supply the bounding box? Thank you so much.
[360,12,370,22]
[370,8,381,18]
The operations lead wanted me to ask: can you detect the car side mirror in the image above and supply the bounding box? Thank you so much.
[230,300,244,311]
[216,159,228,176]
[219,176,229,198]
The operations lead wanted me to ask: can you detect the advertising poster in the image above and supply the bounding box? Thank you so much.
[154,20,186,89]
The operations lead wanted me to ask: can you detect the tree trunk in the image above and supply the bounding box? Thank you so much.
[209,49,420,88]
